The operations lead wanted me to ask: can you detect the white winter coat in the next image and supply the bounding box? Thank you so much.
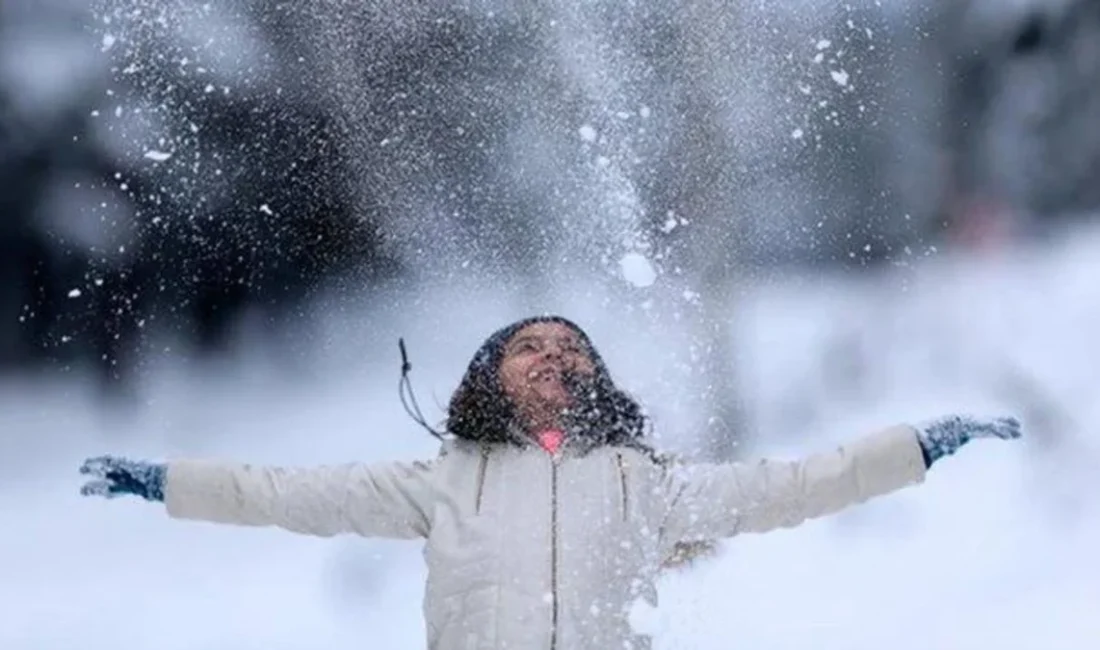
[164,425,926,650]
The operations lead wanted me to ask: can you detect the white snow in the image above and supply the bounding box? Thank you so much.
[660,215,679,234]
[619,252,657,287]
[830,69,850,87]
[578,124,598,143]
[142,150,172,162]
[67,289,82,298]
[2,226,1100,649]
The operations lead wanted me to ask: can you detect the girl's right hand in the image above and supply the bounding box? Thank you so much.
[80,455,166,502]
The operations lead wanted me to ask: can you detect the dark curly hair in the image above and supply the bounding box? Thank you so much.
[446,315,652,452]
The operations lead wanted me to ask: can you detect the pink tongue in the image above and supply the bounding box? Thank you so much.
[537,429,565,454]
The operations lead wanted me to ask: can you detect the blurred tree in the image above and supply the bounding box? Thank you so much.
[915,0,1100,242]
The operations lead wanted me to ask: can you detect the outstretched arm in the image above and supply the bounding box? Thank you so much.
[659,415,1020,545]
[81,455,437,539]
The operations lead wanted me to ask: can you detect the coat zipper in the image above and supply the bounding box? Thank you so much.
[615,452,629,521]
[474,447,490,514]
[549,455,560,650]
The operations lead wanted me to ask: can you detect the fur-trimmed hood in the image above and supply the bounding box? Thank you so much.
[446,315,650,453]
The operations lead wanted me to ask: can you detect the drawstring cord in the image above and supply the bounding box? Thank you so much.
[398,338,446,440]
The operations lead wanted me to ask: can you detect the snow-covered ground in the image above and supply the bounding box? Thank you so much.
[2,227,1099,649]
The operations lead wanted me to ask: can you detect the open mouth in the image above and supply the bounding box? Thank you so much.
[529,367,563,383]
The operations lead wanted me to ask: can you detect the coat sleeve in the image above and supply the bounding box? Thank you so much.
[163,458,437,539]
[658,425,926,544]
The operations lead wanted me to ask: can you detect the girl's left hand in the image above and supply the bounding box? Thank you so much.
[917,415,1022,467]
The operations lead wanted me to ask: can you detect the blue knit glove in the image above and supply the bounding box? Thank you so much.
[80,455,167,502]
[916,415,1022,468]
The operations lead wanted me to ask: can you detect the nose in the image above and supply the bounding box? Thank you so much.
[541,339,572,363]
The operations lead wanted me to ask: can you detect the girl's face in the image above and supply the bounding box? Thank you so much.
[498,322,597,428]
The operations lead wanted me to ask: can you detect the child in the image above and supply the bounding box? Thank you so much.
[80,315,1022,650]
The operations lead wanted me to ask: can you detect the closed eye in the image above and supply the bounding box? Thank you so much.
[559,338,584,353]
[509,339,540,354]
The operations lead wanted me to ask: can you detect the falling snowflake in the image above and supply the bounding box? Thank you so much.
[620,252,657,288]
[830,70,850,87]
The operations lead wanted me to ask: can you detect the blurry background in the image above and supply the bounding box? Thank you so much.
[2,0,1099,648]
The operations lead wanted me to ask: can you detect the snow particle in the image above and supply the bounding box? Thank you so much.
[830,70,850,87]
[578,124,598,143]
[660,214,678,234]
[143,150,172,162]
[67,289,82,299]
[620,253,657,288]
